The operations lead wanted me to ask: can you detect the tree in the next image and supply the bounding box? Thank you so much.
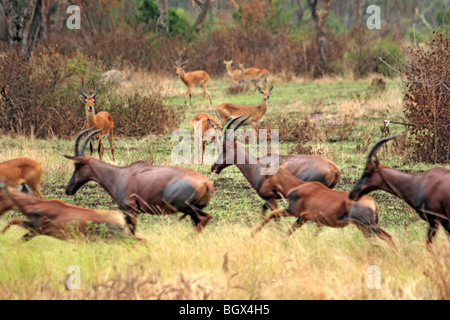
[193,0,212,31]
[0,0,51,57]
[307,0,332,76]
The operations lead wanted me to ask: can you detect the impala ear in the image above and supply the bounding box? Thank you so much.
[94,94,100,100]
[17,183,35,196]
[79,95,86,103]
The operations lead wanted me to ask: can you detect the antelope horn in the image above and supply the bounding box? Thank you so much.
[81,79,88,98]
[223,115,242,140]
[180,58,188,67]
[175,57,180,66]
[92,80,97,98]
[366,136,397,164]
[74,127,95,156]
[79,128,104,156]
[233,114,250,131]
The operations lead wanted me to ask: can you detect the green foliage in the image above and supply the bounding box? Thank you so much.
[347,35,404,78]
[435,8,450,26]
[135,0,193,39]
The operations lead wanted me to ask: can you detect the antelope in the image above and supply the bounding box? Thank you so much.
[349,137,450,244]
[79,79,115,161]
[191,113,223,163]
[175,57,213,108]
[0,182,128,241]
[0,157,42,199]
[216,86,273,129]
[211,116,341,217]
[250,163,396,250]
[238,63,269,94]
[223,60,245,87]
[65,128,214,234]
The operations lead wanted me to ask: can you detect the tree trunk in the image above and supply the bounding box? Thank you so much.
[1,0,44,57]
[350,0,361,35]
[296,0,304,23]
[156,0,169,34]
[308,0,332,76]
[194,0,212,31]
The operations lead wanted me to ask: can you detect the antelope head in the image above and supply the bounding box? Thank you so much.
[79,79,99,114]
[64,127,104,195]
[258,85,273,101]
[175,57,188,78]
[349,136,397,201]
[211,115,249,174]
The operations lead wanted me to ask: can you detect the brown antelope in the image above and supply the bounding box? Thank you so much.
[350,137,450,244]
[65,128,214,234]
[211,116,341,217]
[216,86,273,129]
[191,113,223,163]
[238,63,269,94]
[0,182,128,241]
[223,60,245,87]
[175,58,212,108]
[79,79,115,161]
[250,163,396,250]
[0,157,42,199]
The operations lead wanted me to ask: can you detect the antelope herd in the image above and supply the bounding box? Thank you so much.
[0,58,449,251]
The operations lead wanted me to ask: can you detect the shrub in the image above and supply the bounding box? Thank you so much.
[403,31,450,163]
[0,46,182,138]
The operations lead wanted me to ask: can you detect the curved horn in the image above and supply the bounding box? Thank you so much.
[74,127,95,156]
[79,128,104,156]
[366,136,397,164]
[92,80,97,98]
[223,115,243,137]
[81,79,88,98]
[233,115,250,131]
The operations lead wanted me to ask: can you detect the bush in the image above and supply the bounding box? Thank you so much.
[0,46,182,138]
[404,31,449,163]
[347,33,404,78]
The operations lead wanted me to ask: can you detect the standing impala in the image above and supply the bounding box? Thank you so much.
[216,86,273,129]
[79,80,115,161]
[350,137,450,244]
[238,63,269,94]
[223,60,245,87]
[191,112,222,164]
[175,58,212,108]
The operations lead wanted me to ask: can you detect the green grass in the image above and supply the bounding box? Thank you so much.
[0,76,449,300]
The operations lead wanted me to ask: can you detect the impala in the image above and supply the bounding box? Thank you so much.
[0,157,42,199]
[80,79,115,161]
[216,86,273,129]
[250,163,396,250]
[350,137,450,244]
[191,112,222,163]
[223,60,245,87]
[65,128,214,234]
[211,116,341,217]
[0,182,128,241]
[175,57,212,108]
[238,63,269,94]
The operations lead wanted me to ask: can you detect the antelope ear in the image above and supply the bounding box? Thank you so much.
[269,86,274,92]
[94,94,100,100]
[79,95,86,103]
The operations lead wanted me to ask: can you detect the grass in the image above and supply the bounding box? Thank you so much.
[0,75,449,300]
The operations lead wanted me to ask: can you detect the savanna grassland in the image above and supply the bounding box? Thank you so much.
[0,74,449,300]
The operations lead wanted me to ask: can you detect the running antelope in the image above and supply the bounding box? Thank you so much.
[211,116,341,217]
[350,137,450,244]
[0,182,127,241]
[79,79,115,161]
[238,63,269,94]
[0,157,42,199]
[191,113,222,164]
[175,57,212,107]
[223,60,245,87]
[216,86,273,129]
[250,164,396,250]
[65,128,214,234]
